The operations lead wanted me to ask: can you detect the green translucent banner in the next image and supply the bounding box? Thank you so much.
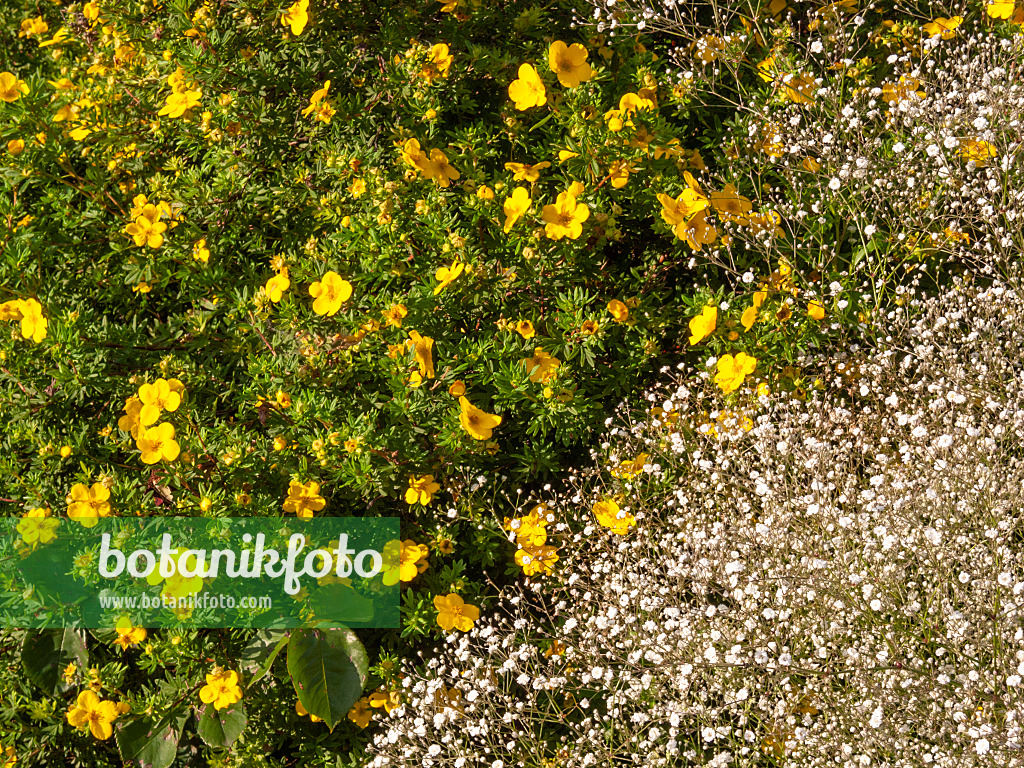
[0,516,400,629]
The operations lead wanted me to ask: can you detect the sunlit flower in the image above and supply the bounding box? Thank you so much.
[407,330,435,379]
[922,15,962,38]
[66,691,123,740]
[548,41,593,88]
[515,320,536,339]
[541,188,589,240]
[715,352,758,393]
[503,187,531,233]
[508,63,546,110]
[522,348,560,383]
[505,161,551,182]
[137,422,181,464]
[688,305,717,345]
[282,479,326,518]
[434,593,480,631]
[67,483,112,527]
[16,507,59,546]
[347,697,373,728]
[421,43,453,82]
[309,270,353,316]
[458,397,502,440]
[406,475,441,506]
[606,300,628,323]
[280,0,309,35]
[434,260,465,295]
[0,72,29,102]
[807,300,826,321]
[199,670,242,711]
[113,617,147,650]
[158,89,201,119]
[593,498,635,535]
[265,267,290,302]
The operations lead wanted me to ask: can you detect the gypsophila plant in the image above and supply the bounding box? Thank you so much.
[367,262,1024,768]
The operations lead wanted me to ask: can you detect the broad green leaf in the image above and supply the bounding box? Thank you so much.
[21,628,88,695]
[287,627,368,731]
[197,701,247,748]
[115,712,184,768]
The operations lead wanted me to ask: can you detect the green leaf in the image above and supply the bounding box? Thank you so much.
[115,713,184,768]
[307,584,375,624]
[240,629,289,686]
[197,701,247,748]
[287,627,369,731]
[21,628,88,695]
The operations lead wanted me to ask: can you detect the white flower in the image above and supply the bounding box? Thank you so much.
[869,707,883,728]
[976,739,990,755]
[829,177,842,190]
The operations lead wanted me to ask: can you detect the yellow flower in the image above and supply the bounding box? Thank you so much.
[138,378,181,426]
[19,16,49,37]
[579,319,599,335]
[407,330,436,378]
[515,543,559,576]
[308,270,353,316]
[476,184,494,200]
[657,178,709,232]
[16,508,59,546]
[113,616,147,650]
[158,90,201,119]
[503,187,531,233]
[709,184,752,224]
[987,0,1016,19]
[434,260,465,295]
[548,41,593,87]
[384,539,430,584]
[675,208,718,251]
[349,178,366,197]
[280,0,309,35]
[807,301,825,321]
[515,320,536,339]
[265,267,290,302]
[13,298,47,343]
[508,63,546,110]
[922,15,962,38]
[406,475,440,506]
[505,161,551,182]
[136,422,181,464]
[522,347,560,383]
[199,670,242,711]
[124,204,167,249]
[7,138,24,155]
[421,43,453,82]
[507,506,549,547]
[714,352,758,393]
[347,697,373,728]
[606,299,629,322]
[541,189,589,240]
[458,396,502,440]
[691,34,725,64]
[419,148,460,187]
[368,688,403,712]
[959,138,998,166]
[558,149,580,162]
[448,380,466,396]
[63,662,78,685]
[593,498,635,535]
[282,479,326,518]
[301,80,331,117]
[434,593,480,631]
[382,303,408,327]
[608,160,632,189]
[688,305,717,345]
[0,72,29,103]
[67,482,112,527]
[741,305,758,331]
[192,238,210,263]
[66,691,122,740]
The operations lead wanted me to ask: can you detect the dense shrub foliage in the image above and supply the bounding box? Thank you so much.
[1,0,1022,764]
